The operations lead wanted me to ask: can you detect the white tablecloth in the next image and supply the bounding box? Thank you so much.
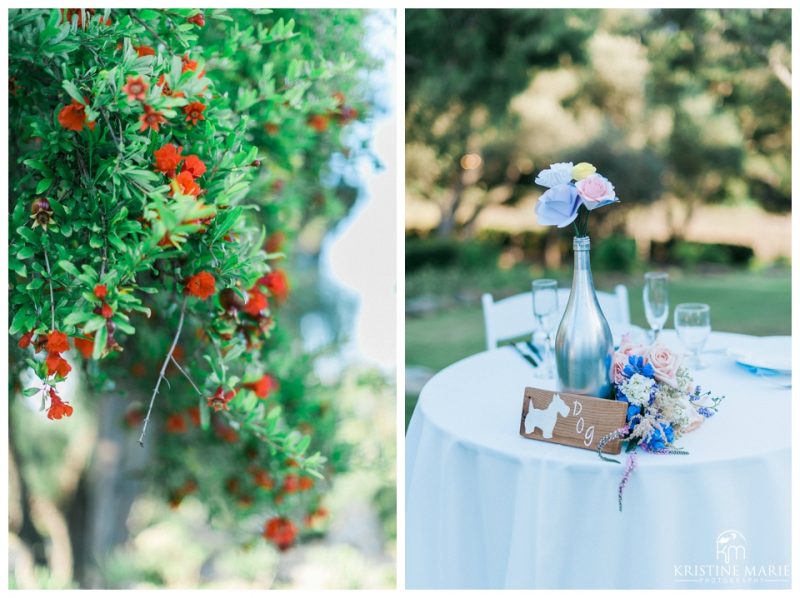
[406,331,791,589]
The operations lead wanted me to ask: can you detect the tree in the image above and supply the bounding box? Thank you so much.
[8,8,376,586]
[405,9,599,236]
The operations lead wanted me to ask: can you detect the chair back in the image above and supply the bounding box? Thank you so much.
[481,284,630,350]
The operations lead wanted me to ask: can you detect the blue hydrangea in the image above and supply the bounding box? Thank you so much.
[623,355,655,380]
[645,423,674,451]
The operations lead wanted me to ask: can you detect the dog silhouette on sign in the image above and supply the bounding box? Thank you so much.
[524,393,569,438]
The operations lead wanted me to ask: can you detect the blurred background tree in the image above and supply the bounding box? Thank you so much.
[406,8,790,245]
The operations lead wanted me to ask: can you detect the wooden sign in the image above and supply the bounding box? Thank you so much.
[519,387,628,454]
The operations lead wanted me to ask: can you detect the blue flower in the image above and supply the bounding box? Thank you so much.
[698,406,714,418]
[645,423,674,451]
[623,355,655,379]
[614,385,645,423]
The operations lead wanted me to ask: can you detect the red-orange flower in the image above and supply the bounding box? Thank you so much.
[266,231,285,254]
[166,413,188,434]
[46,331,70,353]
[307,114,329,133]
[245,374,278,399]
[47,388,74,420]
[183,101,206,125]
[243,286,268,316]
[187,12,205,27]
[260,269,290,303]
[61,8,95,28]
[139,105,166,133]
[299,476,314,491]
[93,284,107,299]
[185,271,216,299]
[19,331,34,349]
[305,507,329,528]
[123,75,148,102]
[338,105,359,125]
[100,303,113,319]
[250,468,275,490]
[207,386,237,412]
[157,74,184,98]
[174,170,201,196]
[182,154,206,178]
[181,53,198,73]
[187,406,201,427]
[58,100,95,132]
[154,143,183,176]
[135,45,156,57]
[46,352,72,378]
[263,517,297,551]
[283,474,301,494]
[73,336,94,359]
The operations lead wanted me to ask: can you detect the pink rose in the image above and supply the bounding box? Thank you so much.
[611,354,627,384]
[617,333,645,357]
[575,173,617,210]
[647,343,682,387]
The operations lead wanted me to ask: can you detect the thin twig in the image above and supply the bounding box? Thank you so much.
[43,246,55,330]
[138,295,188,446]
[131,14,172,55]
[170,355,203,396]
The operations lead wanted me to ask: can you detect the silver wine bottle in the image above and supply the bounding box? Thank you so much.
[554,236,613,398]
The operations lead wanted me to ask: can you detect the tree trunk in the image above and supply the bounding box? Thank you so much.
[435,170,465,237]
[79,384,154,588]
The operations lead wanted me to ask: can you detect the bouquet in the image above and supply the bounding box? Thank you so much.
[598,335,724,510]
[534,161,619,235]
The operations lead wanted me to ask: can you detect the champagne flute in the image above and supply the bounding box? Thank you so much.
[532,279,559,378]
[674,303,711,369]
[643,271,669,342]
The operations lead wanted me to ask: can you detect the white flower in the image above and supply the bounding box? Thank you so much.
[620,373,655,406]
[535,162,574,188]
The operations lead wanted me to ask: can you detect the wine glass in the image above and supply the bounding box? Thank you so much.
[532,279,559,377]
[643,271,669,342]
[674,303,711,369]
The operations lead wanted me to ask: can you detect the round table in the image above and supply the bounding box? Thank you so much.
[405,331,791,589]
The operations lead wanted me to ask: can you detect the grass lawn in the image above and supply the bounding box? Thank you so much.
[405,268,790,427]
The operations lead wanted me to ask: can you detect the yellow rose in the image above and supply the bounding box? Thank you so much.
[572,162,596,181]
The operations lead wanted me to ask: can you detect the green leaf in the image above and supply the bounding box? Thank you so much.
[16,246,36,260]
[64,311,92,326]
[36,178,53,194]
[199,396,210,430]
[83,315,107,334]
[93,325,108,359]
[58,260,80,276]
[137,9,161,20]
[23,387,42,398]
[62,80,84,104]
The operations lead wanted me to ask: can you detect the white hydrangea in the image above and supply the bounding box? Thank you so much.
[535,162,574,188]
[620,373,655,406]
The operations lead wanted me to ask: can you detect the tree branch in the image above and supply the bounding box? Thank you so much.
[170,355,203,396]
[42,245,55,330]
[138,295,188,446]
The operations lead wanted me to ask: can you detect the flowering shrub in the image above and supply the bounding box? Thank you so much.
[8,8,373,550]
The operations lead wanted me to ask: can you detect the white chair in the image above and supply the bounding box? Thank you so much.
[481,285,630,350]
